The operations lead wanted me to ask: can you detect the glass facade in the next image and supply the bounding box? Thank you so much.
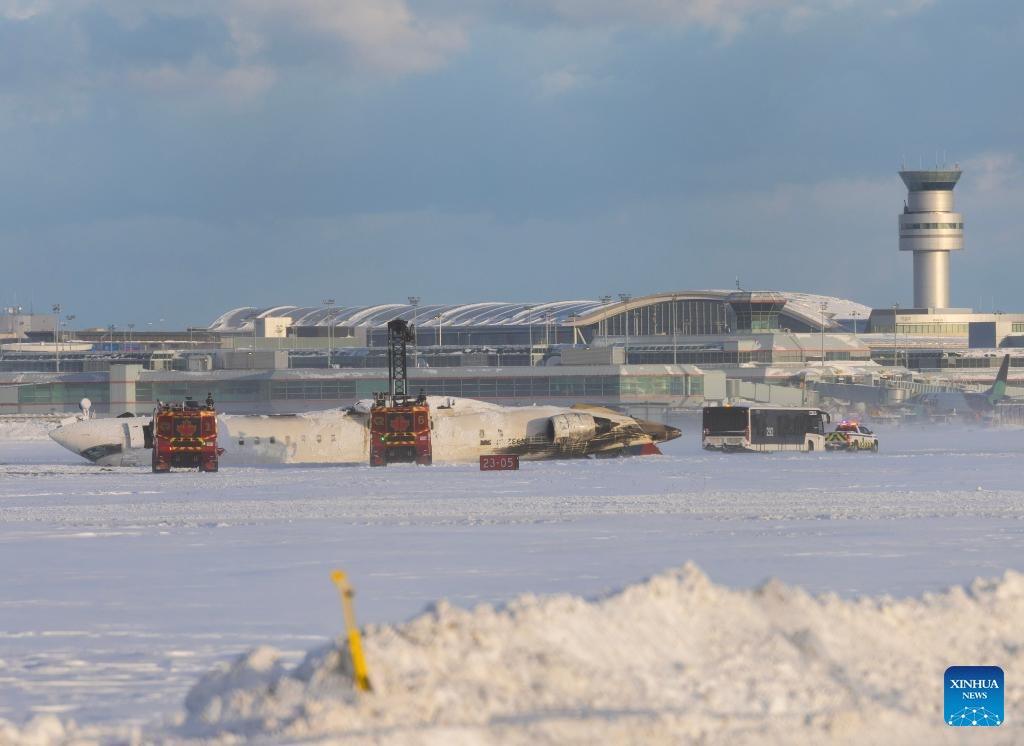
[10,371,705,411]
[728,296,786,332]
[901,222,964,230]
[885,323,970,336]
[18,382,107,404]
[599,299,729,338]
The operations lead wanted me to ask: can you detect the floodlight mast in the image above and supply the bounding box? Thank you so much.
[386,319,416,402]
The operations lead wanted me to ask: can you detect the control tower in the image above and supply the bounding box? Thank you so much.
[898,168,964,309]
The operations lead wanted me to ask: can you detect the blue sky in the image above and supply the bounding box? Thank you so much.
[1,0,1022,328]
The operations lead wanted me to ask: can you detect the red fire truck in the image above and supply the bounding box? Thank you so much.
[369,319,433,466]
[148,395,222,472]
[370,400,432,466]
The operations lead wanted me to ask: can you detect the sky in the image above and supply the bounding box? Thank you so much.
[1,0,1022,329]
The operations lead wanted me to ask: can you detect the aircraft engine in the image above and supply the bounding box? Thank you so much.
[547,412,598,445]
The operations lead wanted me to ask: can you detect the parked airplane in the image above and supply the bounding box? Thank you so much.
[908,354,1012,419]
[49,396,680,467]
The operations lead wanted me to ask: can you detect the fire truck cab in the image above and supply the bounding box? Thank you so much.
[148,395,221,472]
[369,394,432,466]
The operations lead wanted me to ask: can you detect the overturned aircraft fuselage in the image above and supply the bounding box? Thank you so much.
[50,396,680,467]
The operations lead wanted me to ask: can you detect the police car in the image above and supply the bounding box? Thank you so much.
[825,421,879,452]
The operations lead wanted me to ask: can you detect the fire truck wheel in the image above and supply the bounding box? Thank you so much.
[202,460,219,472]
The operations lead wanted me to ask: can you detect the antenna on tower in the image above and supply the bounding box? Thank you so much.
[735,277,742,290]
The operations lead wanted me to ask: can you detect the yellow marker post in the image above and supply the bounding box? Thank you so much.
[330,570,373,692]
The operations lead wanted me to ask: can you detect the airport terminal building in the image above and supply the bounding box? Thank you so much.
[5,166,1024,416]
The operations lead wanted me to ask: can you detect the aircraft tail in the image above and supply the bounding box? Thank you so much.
[986,354,1011,405]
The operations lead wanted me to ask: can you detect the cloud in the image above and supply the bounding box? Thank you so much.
[0,0,50,21]
[488,0,936,38]
[963,151,1021,195]
[0,0,469,116]
[536,0,785,35]
[539,67,590,97]
[125,61,276,103]
[225,0,467,76]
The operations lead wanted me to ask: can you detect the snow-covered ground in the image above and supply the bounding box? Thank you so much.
[0,419,58,441]
[1,425,1023,742]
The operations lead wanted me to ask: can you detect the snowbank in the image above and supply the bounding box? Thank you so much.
[0,418,58,441]
[0,716,70,746]
[179,564,1023,745]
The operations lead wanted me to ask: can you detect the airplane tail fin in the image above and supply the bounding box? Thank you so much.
[986,354,1010,405]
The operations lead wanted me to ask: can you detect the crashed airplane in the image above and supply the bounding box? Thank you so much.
[49,396,681,467]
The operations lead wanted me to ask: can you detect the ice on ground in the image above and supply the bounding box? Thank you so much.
[174,564,1023,745]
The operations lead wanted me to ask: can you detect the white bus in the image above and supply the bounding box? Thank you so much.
[702,406,830,453]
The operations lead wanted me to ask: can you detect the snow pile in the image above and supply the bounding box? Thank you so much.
[180,564,1023,745]
[0,716,67,746]
[0,418,59,441]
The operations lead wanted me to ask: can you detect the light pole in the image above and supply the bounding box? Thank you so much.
[599,295,612,339]
[619,293,632,364]
[127,323,135,347]
[525,305,535,366]
[431,313,443,347]
[407,296,420,368]
[107,324,116,352]
[64,315,75,347]
[671,294,678,365]
[323,298,336,369]
[52,304,61,373]
[892,303,900,368]
[819,301,827,368]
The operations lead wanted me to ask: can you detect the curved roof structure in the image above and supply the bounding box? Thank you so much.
[208,301,606,333]
[542,291,870,331]
[208,292,871,333]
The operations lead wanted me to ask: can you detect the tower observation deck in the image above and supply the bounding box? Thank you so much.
[898,168,964,309]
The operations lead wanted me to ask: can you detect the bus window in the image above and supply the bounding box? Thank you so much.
[703,407,748,435]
